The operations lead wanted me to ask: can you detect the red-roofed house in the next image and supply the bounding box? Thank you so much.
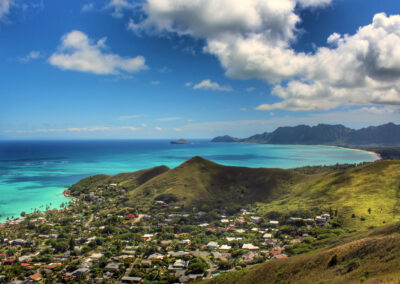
[29,273,42,281]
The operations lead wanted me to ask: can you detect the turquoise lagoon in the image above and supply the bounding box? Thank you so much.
[0,140,379,221]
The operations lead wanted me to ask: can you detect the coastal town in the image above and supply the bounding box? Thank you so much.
[0,181,337,283]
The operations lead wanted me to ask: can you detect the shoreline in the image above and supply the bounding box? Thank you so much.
[339,147,382,161]
[1,144,382,224]
[320,145,382,161]
[239,141,383,161]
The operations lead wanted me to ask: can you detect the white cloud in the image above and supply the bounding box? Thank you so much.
[151,80,160,85]
[326,32,341,46]
[193,79,232,92]
[18,51,40,63]
[134,0,315,40]
[5,125,140,134]
[141,123,148,127]
[81,3,94,13]
[49,30,147,75]
[0,0,11,21]
[119,114,141,120]
[359,106,396,115]
[245,87,255,92]
[130,2,400,112]
[154,126,162,131]
[185,82,192,87]
[256,13,400,111]
[106,0,136,18]
[157,117,181,121]
[173,127,182,131]
[240,108,247,111]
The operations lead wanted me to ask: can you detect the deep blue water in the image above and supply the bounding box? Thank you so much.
[0,140,378,220]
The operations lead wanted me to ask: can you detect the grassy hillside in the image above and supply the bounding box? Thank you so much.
[125,158,400,230]
[257,160,400,230]
[69,165,169,196]
[126,156,308,209]
[203,222,400,284]
[69,158,400,231]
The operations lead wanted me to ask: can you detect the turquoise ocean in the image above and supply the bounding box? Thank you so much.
[0,140,379,221]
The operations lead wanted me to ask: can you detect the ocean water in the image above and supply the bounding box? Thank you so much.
[0,140,378,221]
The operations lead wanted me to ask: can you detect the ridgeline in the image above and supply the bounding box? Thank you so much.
[212,123,400,146]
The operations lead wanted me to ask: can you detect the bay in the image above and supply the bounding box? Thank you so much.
[0,140,379,221]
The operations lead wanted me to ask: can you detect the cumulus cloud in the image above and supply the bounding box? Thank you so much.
[151,80,160,85]
[193,79,232,92]
[132,0,320,40]
[256,13,400,111]
[18,51,40,63]
[129,1,400,111]
[154,126,162,131]
[49,30,147,75]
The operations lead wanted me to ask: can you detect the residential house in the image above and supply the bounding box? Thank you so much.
[242,243,260,250]
[207,241,219,250]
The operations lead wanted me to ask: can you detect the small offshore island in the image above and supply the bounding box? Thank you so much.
[170,139,193,145]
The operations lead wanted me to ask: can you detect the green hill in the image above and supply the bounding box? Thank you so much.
[124,158,400,230]
[69,165,169,196]
[257,160,400,230]
[70,157,400,231]
[203,222,400,284]
[126,156,308,209]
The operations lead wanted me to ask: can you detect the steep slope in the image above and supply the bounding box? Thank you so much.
[126,156,308,209]
[258,160,400,230]
[204,222,400,284]
[69,165,169,196]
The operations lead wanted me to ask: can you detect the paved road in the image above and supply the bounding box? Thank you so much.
[190,251,218,278]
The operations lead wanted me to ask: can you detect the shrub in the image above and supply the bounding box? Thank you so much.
[327,253,338,267]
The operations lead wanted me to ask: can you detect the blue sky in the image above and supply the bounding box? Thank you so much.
[1,0,400,139]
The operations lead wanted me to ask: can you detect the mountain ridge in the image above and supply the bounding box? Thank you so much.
[212,122,400,146]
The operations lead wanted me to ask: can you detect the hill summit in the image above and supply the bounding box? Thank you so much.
[127,156,304,209]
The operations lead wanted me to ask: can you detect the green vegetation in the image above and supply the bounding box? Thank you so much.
[203,222,400,284]
[126,156,306,209]
[69,165,169,196]
[257,160,400,230]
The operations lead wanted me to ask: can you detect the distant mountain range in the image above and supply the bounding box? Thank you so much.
[211,123,400,146]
